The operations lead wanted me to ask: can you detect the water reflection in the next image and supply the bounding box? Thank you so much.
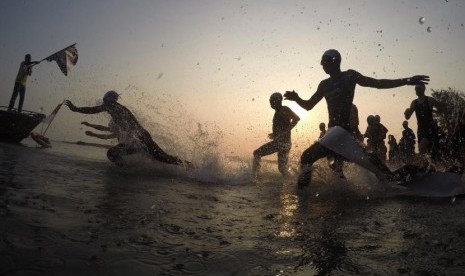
[299,224,348,276]
[277,192,298,238]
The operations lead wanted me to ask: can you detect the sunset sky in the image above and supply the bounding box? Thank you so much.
[1,0,464,158]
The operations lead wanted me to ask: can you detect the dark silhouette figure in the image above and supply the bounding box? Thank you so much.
[453,108,465,179]
[374,115,388,161]
[350,104,363,143]
[318,122,326,139]
[8,54,39,112]
[284,49,429,188]
[388,135,399,162]
[65,91,191,167]
[364,115,387,161]
[399,120,416,164]
[253,92,300,177]
[364,115,377,152]
[404,84,444,166]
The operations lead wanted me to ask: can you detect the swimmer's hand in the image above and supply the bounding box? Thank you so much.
[64,100,77,111]
[406,75,430,86]
[81,121,90,126]
[284,90,299,101]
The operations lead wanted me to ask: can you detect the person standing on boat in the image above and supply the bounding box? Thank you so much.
[8,54,40,113]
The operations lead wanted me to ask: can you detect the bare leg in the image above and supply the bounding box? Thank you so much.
[298,143,332,188]
[253,141,279,177]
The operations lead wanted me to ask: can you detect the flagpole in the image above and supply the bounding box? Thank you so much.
[42,100,65,136]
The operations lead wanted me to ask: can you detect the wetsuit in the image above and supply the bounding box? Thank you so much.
[413,98,437,144]
[253,106,299,175]
[349,104,363,142]
[72,102,183,165]
[300,70,357,171]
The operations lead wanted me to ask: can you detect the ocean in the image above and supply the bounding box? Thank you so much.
[1,140,465,275]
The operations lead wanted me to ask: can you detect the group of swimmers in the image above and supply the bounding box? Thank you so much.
[252,49,430,187]
[10,48,439,187]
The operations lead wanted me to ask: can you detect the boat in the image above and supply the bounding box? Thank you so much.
[0,106,45,143]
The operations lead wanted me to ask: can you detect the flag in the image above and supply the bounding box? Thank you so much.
[45,43,78,76]
[41,103,63,135]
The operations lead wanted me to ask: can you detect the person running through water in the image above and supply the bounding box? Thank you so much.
[284,49,429,188]
[253,92,300,178]
[404,84,444,167]
[399,120,416,164]
[65,91,191,167]
[388,134,399,163]
[8,54,40,113]
[374,115,388,161]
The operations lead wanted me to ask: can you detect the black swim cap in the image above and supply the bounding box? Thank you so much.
[322,49,341,61]
[103,90,119,103]
[270,92,283,101]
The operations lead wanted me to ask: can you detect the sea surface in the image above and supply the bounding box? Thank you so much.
[1,140,465,275]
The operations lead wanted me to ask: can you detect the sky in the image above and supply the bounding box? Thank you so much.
[1,0,464,159]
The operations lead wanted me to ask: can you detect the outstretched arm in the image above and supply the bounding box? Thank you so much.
[65,100,106,114]
[355,71,430,89]
[85,131,117,140]
[81,121,111,131]
[284,86,324,111]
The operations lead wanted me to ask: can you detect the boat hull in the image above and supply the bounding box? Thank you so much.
[0,107,45,143]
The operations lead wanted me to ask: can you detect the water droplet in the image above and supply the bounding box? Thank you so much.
[366,196,370,200]
[419,17,426,24]
[427,26,432,32]
[315,193,319,197]
[451,197,456,203]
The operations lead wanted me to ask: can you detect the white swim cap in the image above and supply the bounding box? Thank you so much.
[103,90,119,103]
[270,92,283,101]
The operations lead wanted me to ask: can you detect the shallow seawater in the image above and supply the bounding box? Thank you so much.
[1,141,465,275]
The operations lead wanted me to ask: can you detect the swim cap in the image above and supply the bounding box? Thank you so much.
[367,115,375,125]
[322,49,341,61]
[270,92,283,101]
[103,90,119,103]
[415,83,426,90]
